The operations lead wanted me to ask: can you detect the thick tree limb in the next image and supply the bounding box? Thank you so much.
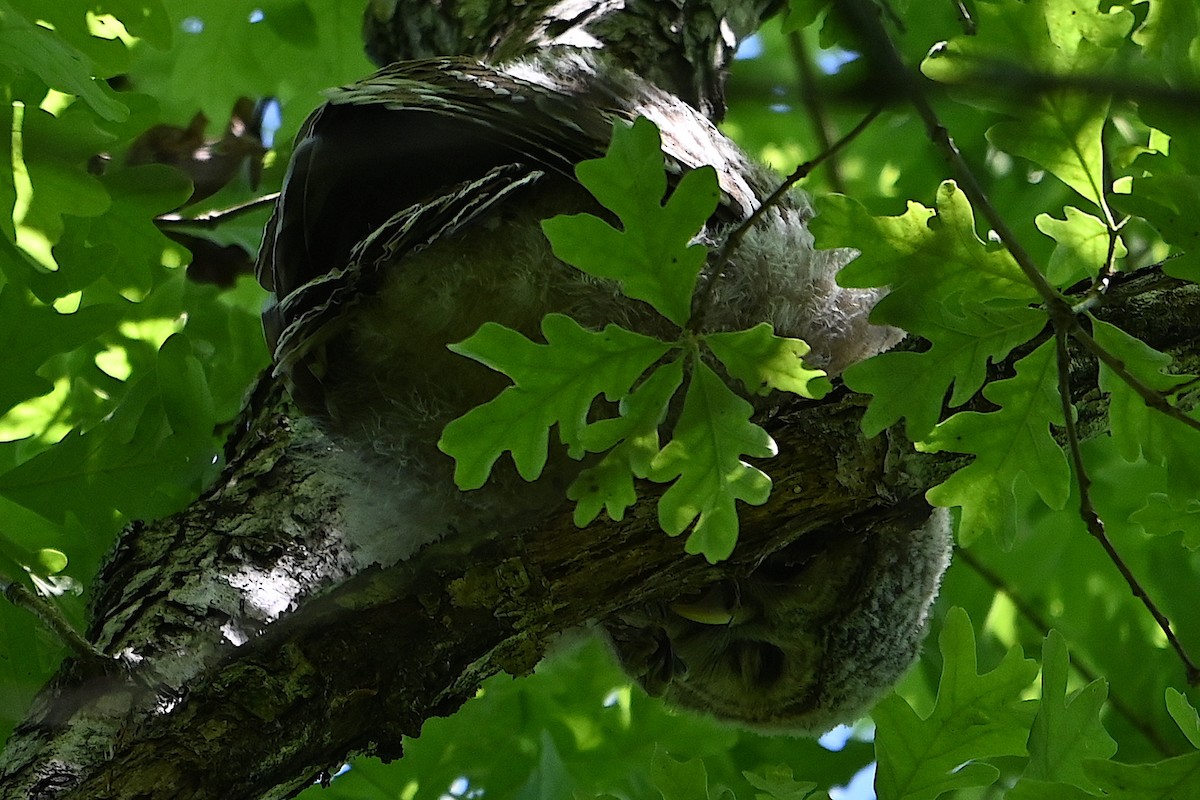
[3,0,1200,791]
[361,0,783,119]
[0,271,1196,799]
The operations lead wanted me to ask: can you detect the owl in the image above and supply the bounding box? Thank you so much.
[256,49,949,731]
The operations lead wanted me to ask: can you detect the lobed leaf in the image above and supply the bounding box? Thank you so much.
[647,360,776,563]
[439,314,673,489]
[542,117,719,327]
[742,765,819,800]
[1024,631,1116,792]
[1092,318,1200,508]
[816,184,1044,439]
[873,607,1039,800]
[1110,175,1200,282]
[1130,493,1200,551]
[704,323,829,399]
[1035,206,1126,286]
[0,1,128,121]
[923,341,1070,547]
[1083,752,1200,799]
[988,94,1110,211]
[569,360,684,526]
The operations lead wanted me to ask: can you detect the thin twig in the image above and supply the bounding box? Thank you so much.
[955,547,1178,756]
[1,574,110,667]
[1069,128,1124,314]
[157,192,280,229]
[688,103,884,332]
[1071,322,1200,436]
[1070,220,1125,314]
[1054,329,1200,685]
[951,0,977,35]
[788,31,846,194]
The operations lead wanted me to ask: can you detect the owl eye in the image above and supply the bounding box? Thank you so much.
[727,640,786,688]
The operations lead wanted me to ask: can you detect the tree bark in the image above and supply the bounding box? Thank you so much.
[2,0,1199,794]
[1,269,1195,799]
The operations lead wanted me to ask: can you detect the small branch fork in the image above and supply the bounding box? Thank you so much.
[836,0,1200,683]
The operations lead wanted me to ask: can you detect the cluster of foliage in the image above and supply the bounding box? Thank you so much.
[0,0,1199,798]
[441,117,829,563]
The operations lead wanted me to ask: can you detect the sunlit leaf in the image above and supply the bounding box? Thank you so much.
[873,608,1039,800]
[923,341,1069,547]
[543,117,718,326]
[439,315,673,488]
[647,360,775,562]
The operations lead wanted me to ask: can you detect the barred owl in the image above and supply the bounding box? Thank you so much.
[256,49,949,733]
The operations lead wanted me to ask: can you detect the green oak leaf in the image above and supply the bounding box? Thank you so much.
[924,0,1132,210]
[1036,206,1126,286]
[156,333,216,445]
[1024,631,1116,792]
[647,360,775,563]
[923,0,1134,82]
[39,164,193,300]
[1130,493,1200,550]
[0,1,128,121]
[0,344,221,525]
[845,299,1046,440]
[439,314,673,489]
[873,607,1039,800]
[923,340,1069,547]
[651,747,728,800]
[1092,318,1200,507]
[569,359,684,526]
[1167,689,1200,750]
[18,105,113,242]
[815,184,1043,439]
[1131,0,1200,85]
[0,286,122,417]
[1056,692,1200,798]
[1083,752,1200,799]
[820,183,1036,305]
[1110,175,1200,281]
[542,117,719,327]
[988,93,1110,211]
[704,323,829,398]
[742,765,819,800]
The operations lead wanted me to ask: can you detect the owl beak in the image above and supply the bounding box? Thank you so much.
[670,582,753,625]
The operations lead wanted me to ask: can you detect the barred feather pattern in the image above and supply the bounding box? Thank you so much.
[256,49,942,734]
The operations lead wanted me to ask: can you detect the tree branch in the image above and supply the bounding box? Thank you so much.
[1,271,1196,798]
